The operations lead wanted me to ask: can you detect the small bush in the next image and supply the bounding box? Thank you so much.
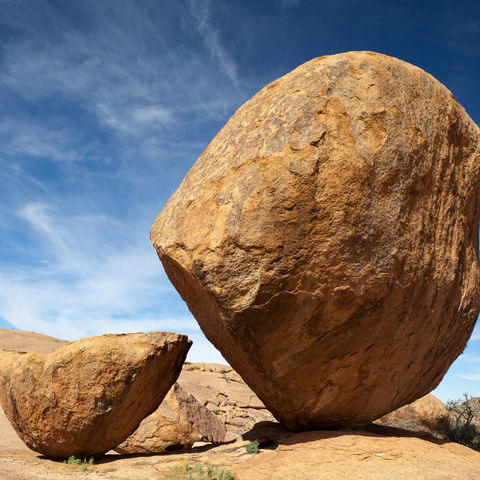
[447,393,480,451]
[170,461,236,479]
[64,455,83,465]
[212,409,221,415]
[245,439,259,454]
[63,455,94,471]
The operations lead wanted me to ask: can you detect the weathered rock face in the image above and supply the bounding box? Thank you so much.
[151,51,480,430]
[0,332,191,458]
[115,382,226,454]
[178,362,274,436]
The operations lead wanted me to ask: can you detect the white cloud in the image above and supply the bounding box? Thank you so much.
[460,374,480,381]
[132,105,173,125]
[188,0,240,86]
[0,201,228,363]
[0,1,247,365]
[97,102,174,134]
[0,0,244,151]
[18,203,71,262]
[0,118,84,163]
[461,355,480,363]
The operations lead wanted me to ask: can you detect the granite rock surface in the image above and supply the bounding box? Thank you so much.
[0,332,191,457]
[115,382,226,454]
[151,51,480,429]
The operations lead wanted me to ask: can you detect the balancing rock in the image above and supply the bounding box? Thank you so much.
[0,332,191,457]
[150,51,480,429]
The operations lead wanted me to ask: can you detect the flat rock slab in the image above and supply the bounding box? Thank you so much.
[151,51,480,429]
[0,332,191,458]
[1,425,480,479]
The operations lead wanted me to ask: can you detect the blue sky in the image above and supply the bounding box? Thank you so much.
[0,0,479,402]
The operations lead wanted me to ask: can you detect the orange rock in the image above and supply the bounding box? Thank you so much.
[375,394,449,436]
[0,332,191,458]
[0,328,68,354]
[115,382,226,454]
[178,362,274,436]
[151,51,480,429]
[233,425,480,480]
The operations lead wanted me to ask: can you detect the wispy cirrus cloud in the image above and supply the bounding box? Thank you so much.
[468,324,480,342]
[0,0,245,149]
[0,200,221,361]
[0,0,248,234]
[443,350,480,383]
[188,0,240,86]
[0,117,86,164]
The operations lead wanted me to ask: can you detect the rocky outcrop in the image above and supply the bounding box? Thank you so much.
[117,361,276,454]
[0,326,271,452]
[115,382,226,454]
[232,424,480,480]
[150,51,480,429]
[0,332,191,458]
[178,362,274,436]
[375,394,449,437]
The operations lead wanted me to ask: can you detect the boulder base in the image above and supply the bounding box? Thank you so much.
[151,51,480,429]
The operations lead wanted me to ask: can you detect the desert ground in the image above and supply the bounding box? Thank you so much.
[1,328,480,479]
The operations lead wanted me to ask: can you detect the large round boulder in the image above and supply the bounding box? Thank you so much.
[0,332,191,457]
[150,51,480,429]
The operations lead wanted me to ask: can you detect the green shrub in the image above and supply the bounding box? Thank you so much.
[170,461,236,479]
[63,455,94,471]
[245,439,259,454]
[64,455,82,465]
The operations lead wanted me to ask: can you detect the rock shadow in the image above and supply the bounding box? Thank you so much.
[241,420,450,449]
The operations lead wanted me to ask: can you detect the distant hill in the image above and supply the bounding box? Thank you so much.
[0,328,68,354]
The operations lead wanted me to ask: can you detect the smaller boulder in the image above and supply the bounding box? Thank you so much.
[0,332,191,458]
[115,382,226,454]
